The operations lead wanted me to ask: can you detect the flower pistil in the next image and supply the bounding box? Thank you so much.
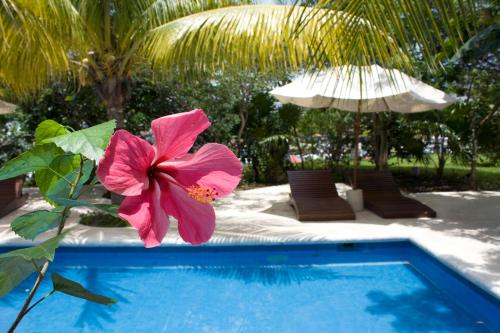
[187,185,219,204]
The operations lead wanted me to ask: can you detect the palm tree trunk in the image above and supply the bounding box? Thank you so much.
[106,105,125,129]
[95,76,131,129]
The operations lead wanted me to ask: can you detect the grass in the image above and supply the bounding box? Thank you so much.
[262,154,500,192]
[362,156,500,191]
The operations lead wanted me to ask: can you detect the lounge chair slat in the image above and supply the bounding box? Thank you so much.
[288,170,355,221]
[356,170,436,219]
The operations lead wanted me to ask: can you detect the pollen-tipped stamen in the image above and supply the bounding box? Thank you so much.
[187,185,219,204]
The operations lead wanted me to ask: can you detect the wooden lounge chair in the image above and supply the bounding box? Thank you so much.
[0,176,28,218]
[288,170,355,221]
[356,170,436,218]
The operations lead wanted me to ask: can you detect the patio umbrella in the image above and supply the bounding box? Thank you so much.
[270,64,457,189]
[0,99,17,115]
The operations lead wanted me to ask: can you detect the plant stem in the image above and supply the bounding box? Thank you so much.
[8,155,85,333]
[25,290,56,313]
[7,262,50,333]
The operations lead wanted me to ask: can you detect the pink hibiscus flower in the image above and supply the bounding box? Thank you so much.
[289,155,302,164]
[97,109,242,247]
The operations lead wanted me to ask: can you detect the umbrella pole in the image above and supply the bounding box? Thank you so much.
[353,101,361,189]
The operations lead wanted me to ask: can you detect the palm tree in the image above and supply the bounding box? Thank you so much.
[0,1,478,128]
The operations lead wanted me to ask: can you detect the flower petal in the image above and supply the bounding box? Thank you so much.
[97,130,155,196]
[118,181,169,248]
[156,143,242,198]
[160,182,215,245]
[151,109,210,161]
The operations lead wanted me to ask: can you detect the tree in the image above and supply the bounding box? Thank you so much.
[297,109,354,168]
[243,92,292,183]
[420,115,461,183]
[447,19,499,189]
[16,76,185,137]
[168,72,242,148]
[279,104,305,169]
[186,70,284,156]
[447,67,499,189]
[369,113,396,170]
[0,114,31,165]
[1,1,479,127]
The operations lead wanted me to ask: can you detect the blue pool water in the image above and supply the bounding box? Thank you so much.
[1,241,499,333]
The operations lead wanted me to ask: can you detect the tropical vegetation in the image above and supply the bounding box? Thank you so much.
[0,0,498,331]
[1,0,478,128]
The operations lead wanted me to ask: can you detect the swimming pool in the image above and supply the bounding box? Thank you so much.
[1,241,499,332]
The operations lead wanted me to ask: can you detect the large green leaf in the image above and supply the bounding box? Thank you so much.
[51,273,116,305]
[452,24,500,63]
[46,197,120,217]
[45,160,94,202]
[36,154,82,201]
[0,256,42,298]
[93,204,119,216]
[43,120,116,161]
[11,208,65,240]
[0,234,66,262]
[32,120,78,198]
[35,120,70,145]
[0,144,62,180]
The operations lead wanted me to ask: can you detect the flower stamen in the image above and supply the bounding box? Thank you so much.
[187,186,219,204]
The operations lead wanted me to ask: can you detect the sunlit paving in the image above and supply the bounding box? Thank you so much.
[0,1,499,332]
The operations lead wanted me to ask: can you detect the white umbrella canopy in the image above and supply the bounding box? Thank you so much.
[270,65,457,189]
[0,99,17,115]
[271,64,457,112]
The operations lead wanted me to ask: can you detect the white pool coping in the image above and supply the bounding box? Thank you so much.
[1,184,499,298]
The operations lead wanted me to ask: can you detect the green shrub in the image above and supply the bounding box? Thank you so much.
[80,212,129,228]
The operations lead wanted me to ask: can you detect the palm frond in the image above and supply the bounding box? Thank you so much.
[298,0,479,72]
[0,0,254,95]
[0,1,482,97]
[144,5,406,77]
[0,0,82,96]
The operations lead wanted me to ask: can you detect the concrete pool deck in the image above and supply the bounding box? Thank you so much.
[1,184,499,298]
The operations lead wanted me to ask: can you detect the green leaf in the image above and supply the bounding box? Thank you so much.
[0,144,62,180]
[46,197,91,207]
[94,204,119,216]
[51,273,116,305]
[43,120,116,161]
[0,256,41,298]
[452,24,500,63]
[0,233,65,262]
[36,154,81,201]
[10,208,65,240]
[46,198,120,217]
[64,94,75,102]
[35,120,69,145]
[45,160,94,202]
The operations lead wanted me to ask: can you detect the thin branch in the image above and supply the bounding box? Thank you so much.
[24,290,55,314]
[479,107,499,128]
[8,154,85,333]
